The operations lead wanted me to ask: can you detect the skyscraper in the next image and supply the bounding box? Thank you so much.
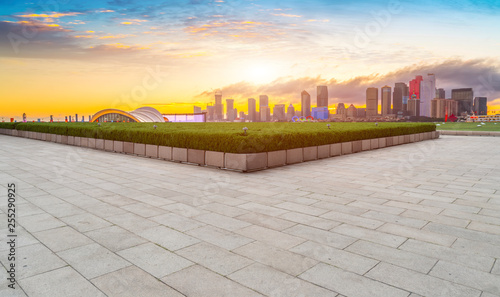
[419,73,435,117]
[214,89,223,121]
[259,95,268,109]
[381,85,392,116]
[287,104,295,121]
[437,88,445,99]
[317,86,328,108]
[409,75,423,99]
[366,87,378,116]
[301,90,311,117]
[260,106,270,122]
[336,103,346,115]
[273,104,286,121]
[473,97,487,115]
[226,99,235,121]
[347,104,357,118]
[248,98,256,122]
[393,82,408,114]
[452,88,474,115]
[408,95,420,117]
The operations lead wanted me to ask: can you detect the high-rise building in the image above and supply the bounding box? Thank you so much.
[381,85,392,116]
[260,106,271,122]
[226,99,235,121]
[366,87,378,116]
[194,106,202,113]
[452,88,473,115]
[312,107,329,120]
[431,98,446,118]
[357,108,366,118]
[393,82,408,114]
[317,86,328,108]
[273,104,286,121]
[437,88,445,99]
[286,104,295,121]
[445,99,459,117]
[419,74,435,117]
[248,98,256,122]
[259,95,268,109]
[75,114,78,122]
[239,111,246,122]
[409,75,423,99]
[347,104,357,118]
[214,89,223,121]
[474,97,487,115]
[207,105,215,121]
[336,103,346,116]
[301,91,311,117]
[408,95,420,117]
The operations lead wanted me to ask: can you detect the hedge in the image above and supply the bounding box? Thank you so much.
[0,122,435,153]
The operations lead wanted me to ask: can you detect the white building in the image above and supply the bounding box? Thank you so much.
[419,73,435,117]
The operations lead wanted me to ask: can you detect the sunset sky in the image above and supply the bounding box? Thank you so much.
[1,0,499,120]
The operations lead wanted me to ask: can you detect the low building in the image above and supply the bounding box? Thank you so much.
[91,107,165,122]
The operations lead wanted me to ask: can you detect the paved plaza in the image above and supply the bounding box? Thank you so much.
[1,134,500,297]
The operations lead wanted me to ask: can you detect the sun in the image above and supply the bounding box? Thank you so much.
[245,62,278,84]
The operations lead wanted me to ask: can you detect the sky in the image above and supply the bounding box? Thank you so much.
[1,0,499,120]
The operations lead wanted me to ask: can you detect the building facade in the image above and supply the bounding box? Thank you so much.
[381,85,392,116]
[301,90,311,117]
[317,86,328,108]
[419,73,435,117]
[248,98,256,122]
[366,87,378,116]
[452,88,474,115]
[473,97,487,115]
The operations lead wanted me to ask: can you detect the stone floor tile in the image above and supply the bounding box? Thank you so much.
[236,225,305,250]
[187,225,254,250]
[19,267,106,297]
[18,213,66,232]
[92,266,184,297]
[34,226,93,252]
[229,263,336,297]
[279,211,341,230]
[57,243,131,279]
[106,212,159,233]
[235,212,297,231]
[283,224,355,249]
[193,212,251,231]
[85,225,147,252]
[117,243,193,278]
[60,213,112,232]
[299,263,408,297]
[332,223,407,248]
[177,242,254,276]
[139,225,199,251]
[150,212,206,232]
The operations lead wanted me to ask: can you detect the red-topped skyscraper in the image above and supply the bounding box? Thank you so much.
[409,75,423,99]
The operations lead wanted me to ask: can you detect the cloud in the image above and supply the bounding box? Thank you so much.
[15,12,83,18]
[120,19,148,25]
[98,34,136,39]
[271,13,302,18]
[196,59,500,107]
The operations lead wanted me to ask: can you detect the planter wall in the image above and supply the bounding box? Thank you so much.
[0,128,439,172]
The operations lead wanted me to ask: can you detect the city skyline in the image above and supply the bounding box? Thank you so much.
[1,1,500,119]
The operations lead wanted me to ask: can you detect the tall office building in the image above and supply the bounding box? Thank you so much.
[226,99,235,121]
[259,95,269,109]
[366,87,378,117]
[336,103,346,116]
[474,97,487,115]
[287,104,295,121]
[260,106,271,122]
[248,98,256,122]
[431,98,446,118]
[419,74,435,117]
[206,105,215,121]
[273,104,286,121]
[393,82,408,114]
[214,89,224,120]
[347,104,357,118]
[409,75,423,99]
[408,95,420,117]
[193,106,202,113]
[437,88,445,99]
[317,86,328,108]
[381,85,392,116]
[301,91,311,117]
[452,88,473,115]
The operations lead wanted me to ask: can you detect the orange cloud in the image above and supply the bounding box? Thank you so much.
[74,35,94,38]
[272,13,302,18]
[16,12,82,18]
[14,20,70,31]
[98,34,135,39]
[121,19,148,25]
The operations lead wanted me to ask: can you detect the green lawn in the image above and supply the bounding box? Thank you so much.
[435,122,500,131]
[1,122,435,153]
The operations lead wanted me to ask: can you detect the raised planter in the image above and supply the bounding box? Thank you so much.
[145,144,158,158]
[386,137,393,146]
[188,149,205,165]
[158,146,172,160]
[303,146,318,161]
[74,137,81,146]
[80,137,88,147]
[134,143,146,156]
[409,134,415,143]
[268,150,286,167]
[318,145,330,159]
[330,143,341,157]
[286,148,303,164]
[225,152,267,172]
[172,147,188,162]
[67,136,74,145]
[341,142,352,154]
[370,138,379,149]
[104,140,114,151]
[361,139,371,151]
[56,135,62,143]
[205,151,224,168]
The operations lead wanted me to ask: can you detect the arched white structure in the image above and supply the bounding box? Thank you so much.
[91,107,165,122]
